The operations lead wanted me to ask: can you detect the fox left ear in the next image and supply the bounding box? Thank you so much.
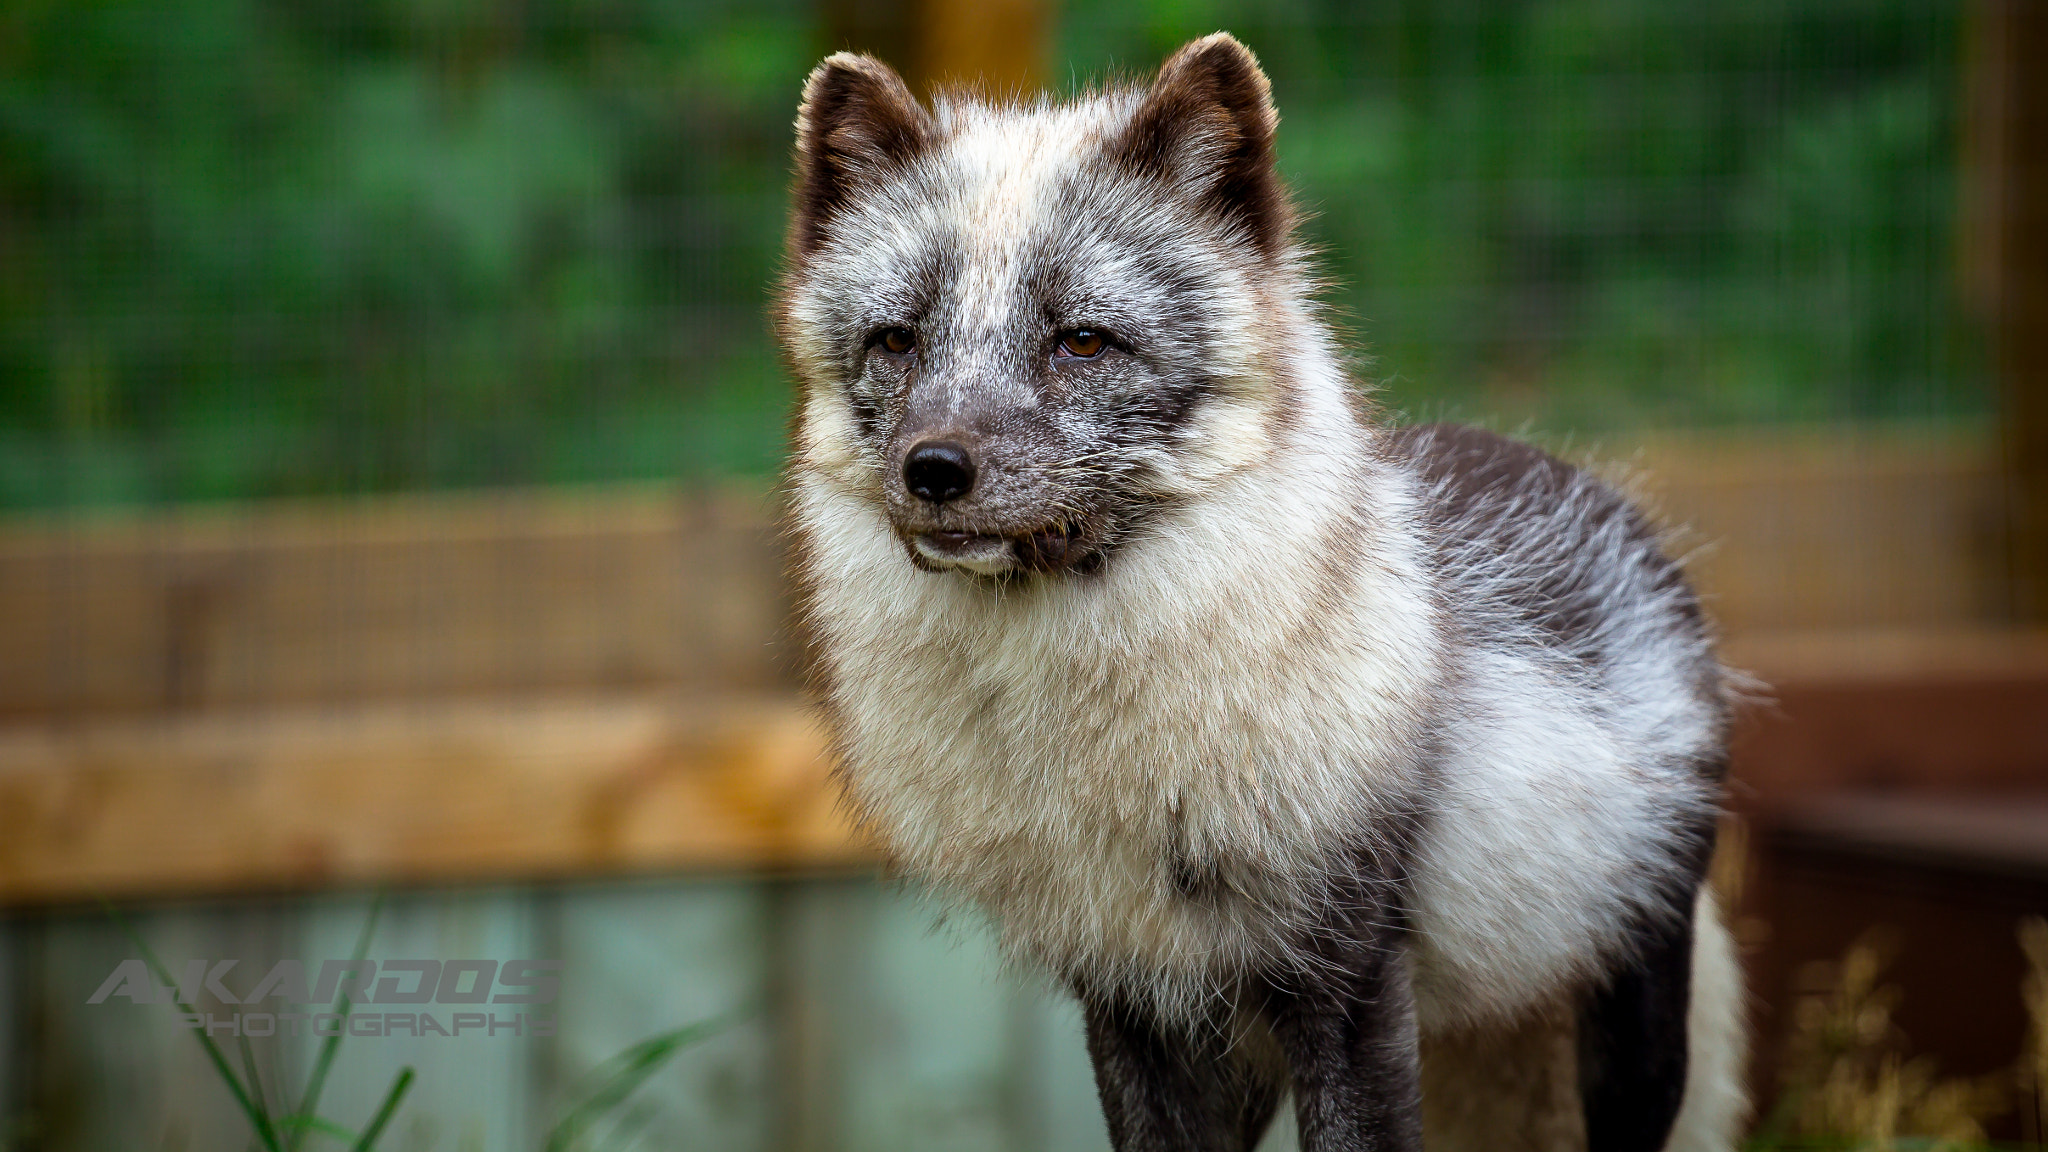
[790,53,933,260]
[1111,34,1292,255]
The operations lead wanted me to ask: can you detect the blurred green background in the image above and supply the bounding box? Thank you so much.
[0,0,1982,510]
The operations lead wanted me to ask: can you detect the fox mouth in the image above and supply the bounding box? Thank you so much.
[907,522,1103,577]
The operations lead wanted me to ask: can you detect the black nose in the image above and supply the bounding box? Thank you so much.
[903,440,977,503]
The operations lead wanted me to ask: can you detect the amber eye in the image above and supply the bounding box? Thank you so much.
[878,327,915,355]
[1057,330,1106,359]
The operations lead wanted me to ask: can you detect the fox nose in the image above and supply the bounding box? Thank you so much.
[903,440,977,504]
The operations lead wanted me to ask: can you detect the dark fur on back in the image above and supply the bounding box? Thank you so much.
[1391,423,1724,1151]
[1391,423,1729,779]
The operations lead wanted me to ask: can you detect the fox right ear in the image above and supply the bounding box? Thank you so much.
[790,53,932,259]
[1111,34,1292,256]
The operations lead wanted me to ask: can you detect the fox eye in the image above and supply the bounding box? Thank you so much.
[1056,330,1107,359]
[876,327,916,356]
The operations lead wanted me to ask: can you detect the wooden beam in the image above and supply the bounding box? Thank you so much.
[0,436,2016,722]
[0,628,2037,905]
[0,486,793,718]
[0,448,2037,902]
[1967,0,2048,619]
[822,0,1049,97]
[920,0,1048,96]
[1723,630,2048,806]
[1625,430,2004,634]
[0,693,873,905]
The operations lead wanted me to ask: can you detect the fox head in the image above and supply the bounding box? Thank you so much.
[779,35,1336,579]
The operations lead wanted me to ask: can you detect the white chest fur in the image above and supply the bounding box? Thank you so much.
[796,452,1442,1014]
[796,437,1715,1030]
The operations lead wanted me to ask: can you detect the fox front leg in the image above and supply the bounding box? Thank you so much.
[1082,993,1286,1152]
[1262,926,1426,1152]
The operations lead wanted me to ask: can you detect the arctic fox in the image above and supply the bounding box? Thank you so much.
[778,34,1745,1152]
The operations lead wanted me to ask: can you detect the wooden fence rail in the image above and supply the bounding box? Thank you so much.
[0,430,2038,904]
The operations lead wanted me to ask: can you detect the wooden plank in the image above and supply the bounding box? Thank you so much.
[1966,0,2048,620]
[0,629,2032,904]
[21,909,265,1148]
[0,693,872,905]
[921,0,1049,95]
[823,0,1049,97]
[0,446,2030,900]
[1766,793,2048,885]
[765,878,1117,1152]
[292,891,544,1151]
[0,485,792,718]
[837,889,1027,1151]
[1723,630,2048,806]
[1722,627,2048,686]
[0,437,2011,724]
[1630,430,2006,634]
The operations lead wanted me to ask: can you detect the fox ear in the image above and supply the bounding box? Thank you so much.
[790,53,932,259]
[1111,34,1291,255]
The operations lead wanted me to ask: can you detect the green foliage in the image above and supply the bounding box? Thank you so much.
[542,1016,740,1152]
[0,0,1988,510]
[0,0,809,508]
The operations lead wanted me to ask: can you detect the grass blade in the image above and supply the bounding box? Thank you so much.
[543,1015,734,1152]
[239,1031,275,1120]
[289,890,386,1152]
[275,1116,363,1147]
[591,1099,659,1152]
[98,897,285,1152]
[350,1066,414,1152]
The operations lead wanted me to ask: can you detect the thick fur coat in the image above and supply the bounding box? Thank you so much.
[778,34,1745,1152]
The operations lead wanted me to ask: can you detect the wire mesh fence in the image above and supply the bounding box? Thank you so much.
[0,0,1988,512]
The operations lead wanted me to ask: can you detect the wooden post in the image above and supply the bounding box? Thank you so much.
[1968,0,2048,621]
[823,0,1050,98]
[820,0,926,88]
[920,0,1049,97]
